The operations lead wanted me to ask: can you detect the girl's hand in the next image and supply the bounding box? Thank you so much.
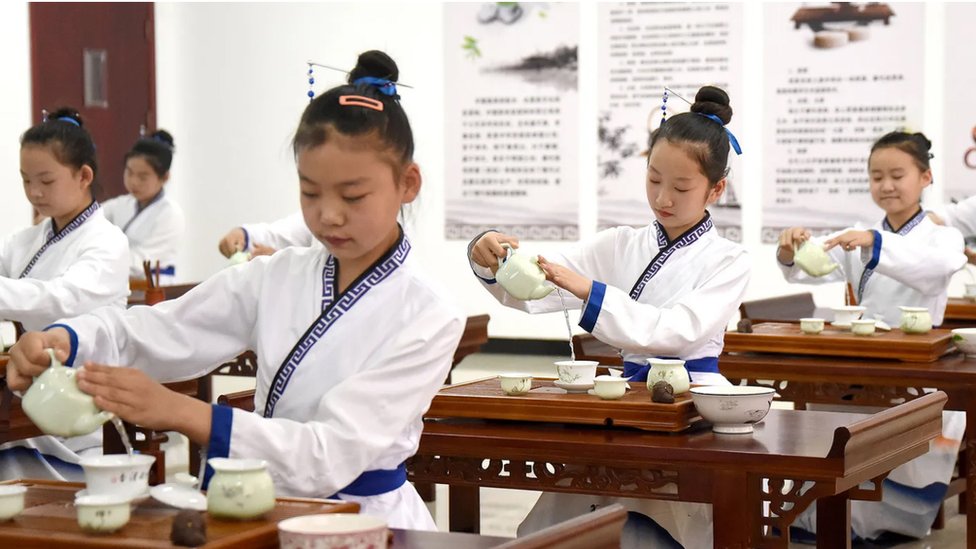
[77,364,213,445]
[537,256,591,301]
[6,329,72,392]
[927,211,946,226]
[965,247,976,265]
[824,230,875,252]
[218,228,246,258]
[250,243,276,258]
[471,232,520,272]
[777,227,811,265]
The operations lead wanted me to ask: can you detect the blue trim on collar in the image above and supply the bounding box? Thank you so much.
[20,201,100,278]
[882,208,926,235]
[623,356,719,382]
[579,281,606,333]
[332,463,407,497]
[45,323,79,367]
[631,213,713,300]
[264,234,412,418]
[241,227,250,253]
[201,404,234,489]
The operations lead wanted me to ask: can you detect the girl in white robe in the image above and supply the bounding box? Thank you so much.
[469,86,750,548]
[102,130,185,284]
[7,51,464,530]
[217,211,314,259]
[777,131,967,542]
[0,108,129,480]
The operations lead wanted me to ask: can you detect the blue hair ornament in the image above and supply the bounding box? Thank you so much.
[696,113,742,155]
[56,116,81,127]
[353,76,399,98]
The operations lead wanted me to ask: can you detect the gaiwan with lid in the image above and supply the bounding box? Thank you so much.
[21,348,114,437]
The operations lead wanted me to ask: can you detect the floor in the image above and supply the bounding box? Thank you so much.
[431,353,967,548]
[165,353,966,547]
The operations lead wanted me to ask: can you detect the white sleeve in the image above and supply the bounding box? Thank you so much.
[222,303,464,497]
[941,197,976,238]
[582,251,751,356]
[871,226,967,295]
[241,212,314,251]
[99,196,124,226]
[58,257,264,377]
[0,236,130,329]
[126,204,186,278]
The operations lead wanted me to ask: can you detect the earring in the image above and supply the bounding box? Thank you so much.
[307,63,315,102]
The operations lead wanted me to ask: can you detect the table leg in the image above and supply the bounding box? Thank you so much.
[449,485,480,534]
[816,492,851,549]
[967,396,976,547]
[712,469,755,548]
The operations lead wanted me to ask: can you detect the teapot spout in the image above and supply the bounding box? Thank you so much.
[75,410,115,435]
[530,285,555,299]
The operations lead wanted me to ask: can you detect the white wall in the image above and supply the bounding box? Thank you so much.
[0,2,33,237]
[2,2,964,340]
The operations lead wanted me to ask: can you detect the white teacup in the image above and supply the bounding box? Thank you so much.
[899,306,932,334]
[799,318,824,334]
[79,454,155,500]
[279,514,388,549]
[592,375,627,400]
[76,494,131,533]
[498,373,533,396]
[554,360,598,385]
[0,485,27,521]
[832,306,866,326]
[851,319,876,336]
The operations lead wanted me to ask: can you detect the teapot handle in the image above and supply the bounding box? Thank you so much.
[44,347,63,372]
[497,243,514,269]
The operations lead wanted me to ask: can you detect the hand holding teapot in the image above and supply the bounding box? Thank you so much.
[470,231,520,272]
[6,328,73,392]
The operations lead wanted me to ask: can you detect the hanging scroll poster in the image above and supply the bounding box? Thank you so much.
[444,3,579,240]
[761,2,925,242]
[597,2,743,240]
[943,2,976,203]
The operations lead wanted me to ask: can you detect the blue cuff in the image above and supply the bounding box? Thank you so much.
[866,230,882,270]
[44,323,78,367]
[202,404,234,489]
[579,281,606,333]
[240,227,250,252]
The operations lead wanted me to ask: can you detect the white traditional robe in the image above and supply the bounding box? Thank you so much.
[471,213,751,548]
[0,201,129,478]
[241,211,315,252]
[778,210,966,327]
[780,209,968,540]
[54,233,463,530]
[102,191,185,283]
[934,194,976,237]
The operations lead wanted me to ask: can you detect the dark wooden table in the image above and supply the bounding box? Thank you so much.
[392,528,510,548]
[943,297,976,329]
[408,394,944,549]
[720,351,976,547]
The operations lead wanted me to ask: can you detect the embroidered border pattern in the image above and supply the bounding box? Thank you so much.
[630,216,713,300]
[857,209,926,301]
[264,237,411,417]
[321,255,337,311]
[19,201,100,279]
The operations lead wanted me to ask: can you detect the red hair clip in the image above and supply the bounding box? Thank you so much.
[339,95,384,112]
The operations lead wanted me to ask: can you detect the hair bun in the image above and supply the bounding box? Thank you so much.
[48,107,84,128]
[151,129,175,149]
[348,50,399,84]
[911,131,932,152]
[690,86,732,125]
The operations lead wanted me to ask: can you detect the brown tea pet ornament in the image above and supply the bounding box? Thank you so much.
[651,380,675,404]
[170,509,207,547]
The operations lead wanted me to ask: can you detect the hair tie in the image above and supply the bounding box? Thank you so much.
[339,95,384,112]
[152,134,174,150]
[352,76,399,98]
[695,113,742,155]
[55,116,80,127]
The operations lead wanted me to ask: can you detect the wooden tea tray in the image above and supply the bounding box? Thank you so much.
[425,377,701,432]
[0,479,360,548]
[724,322,954,362]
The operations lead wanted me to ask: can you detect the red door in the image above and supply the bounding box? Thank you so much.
[30,3,155,201]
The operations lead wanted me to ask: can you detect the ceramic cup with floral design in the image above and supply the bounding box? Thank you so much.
[554,360,598,385]
[278,514,387,549]
[498,373,533,396]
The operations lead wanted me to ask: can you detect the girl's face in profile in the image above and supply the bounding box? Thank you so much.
[868,147,931,220]
[645,139,725,240]
[124,156,167,205]
[297,134,420,274]
[20,144,92,225]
